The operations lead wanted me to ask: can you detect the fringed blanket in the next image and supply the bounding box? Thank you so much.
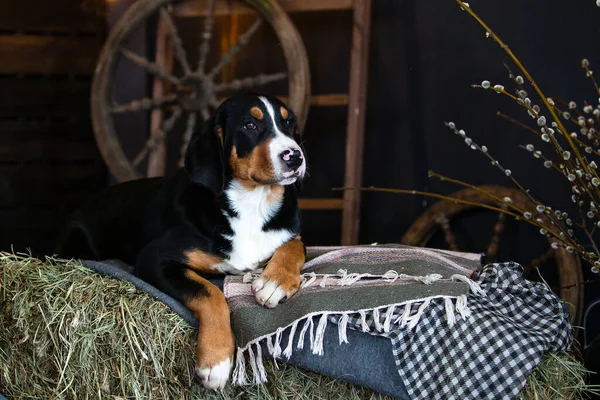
[225,245,572,400]
[226,245,482,383]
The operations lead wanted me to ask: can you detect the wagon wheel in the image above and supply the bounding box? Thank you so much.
[92,0,311,182]
[401,185,584,326]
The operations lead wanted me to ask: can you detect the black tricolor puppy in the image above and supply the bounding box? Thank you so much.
[56,93,307,390]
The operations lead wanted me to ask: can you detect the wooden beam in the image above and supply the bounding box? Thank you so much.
[0,35,101,75]
[299,198,343,210]
[173,0,353,18]
[0,77,90,117]
[217,94,349,107]
[146,17,170,178]
[341,0,372,245]
[0,0,103,32]
[0,139,101,162]
[309,94,349,107]
[0,122,95,141]
[280,94,349,107]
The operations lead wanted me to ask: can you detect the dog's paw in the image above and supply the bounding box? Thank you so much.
[196,358,232,391]
[251,268,300,308]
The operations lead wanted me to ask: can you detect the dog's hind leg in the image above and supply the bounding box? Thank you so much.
[135,240,234,390]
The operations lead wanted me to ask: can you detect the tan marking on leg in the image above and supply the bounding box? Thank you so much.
[280,106,289,120]
[250,106,264,120]
[183,270,235,369]
[268,235,305,283]
[185,249,225,275]
[230,142,276,187]
[252,236,305,307]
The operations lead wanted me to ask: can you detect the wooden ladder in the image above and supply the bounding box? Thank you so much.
[166,0,372,245]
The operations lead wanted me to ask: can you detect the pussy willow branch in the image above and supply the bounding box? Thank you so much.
[456,0,600,199]
[420,172,577,249]
[553,98,600,143]
[473,86,598,214]
[449,89,573,233]
[496,112,576,169]
[582,63,600,96]
[575,203,600,262]
[333,183,581,252]
[332,186,523,218]
[427,171,526,213]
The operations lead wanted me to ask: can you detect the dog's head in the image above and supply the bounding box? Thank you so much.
[184,93,306,193]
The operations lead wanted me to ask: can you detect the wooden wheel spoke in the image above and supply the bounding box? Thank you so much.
[207,19,263,79]
[179,112,198,167]
[120,48,180,85]
[215,72,287,92]
[159,8,192,75]
[200,107,211,121]
[486,211,506,259]
[196,0,216,74]
[434,214,460,252]
[111,94,178,114]
[132,109,182,167]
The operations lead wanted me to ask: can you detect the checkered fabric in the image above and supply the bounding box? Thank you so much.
[338,262,572,400]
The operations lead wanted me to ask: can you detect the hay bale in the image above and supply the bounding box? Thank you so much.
[0,253,594,399]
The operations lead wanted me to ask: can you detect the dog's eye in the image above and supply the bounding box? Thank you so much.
[244,122,257,130]
[285,119,293,127]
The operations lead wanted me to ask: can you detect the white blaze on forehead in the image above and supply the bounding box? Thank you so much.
[258,96,303,179]
[258,96,286,137]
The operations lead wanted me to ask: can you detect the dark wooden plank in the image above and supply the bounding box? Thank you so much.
[341,0,371,245]
[0,0,103,32]
[0,35,101,74]
[0,121,96,141]
[0,163,106,185]
[0,77,91,117]
[174,0,353,17]
[0,163,106,207]
[0,181,102,208]
[0,139,101,162]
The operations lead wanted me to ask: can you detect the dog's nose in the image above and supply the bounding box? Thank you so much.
[280,149,303,170]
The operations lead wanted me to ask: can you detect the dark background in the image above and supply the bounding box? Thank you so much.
[1,0,600,382]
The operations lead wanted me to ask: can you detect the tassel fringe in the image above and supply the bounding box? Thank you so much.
[232,294,476,386]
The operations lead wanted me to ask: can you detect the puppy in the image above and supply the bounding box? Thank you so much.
[56,93,307,390]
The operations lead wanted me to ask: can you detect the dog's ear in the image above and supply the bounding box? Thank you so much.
[184,116,225,194]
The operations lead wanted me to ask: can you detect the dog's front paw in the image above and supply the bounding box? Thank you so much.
[251,267,300,308]
[196,357,232,391]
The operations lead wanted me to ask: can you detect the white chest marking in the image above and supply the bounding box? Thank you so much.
[220,180,292,274]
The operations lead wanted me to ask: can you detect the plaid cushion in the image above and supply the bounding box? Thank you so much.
[338,262,572,399]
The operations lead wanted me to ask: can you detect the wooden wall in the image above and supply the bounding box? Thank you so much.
[0,0,107,255]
